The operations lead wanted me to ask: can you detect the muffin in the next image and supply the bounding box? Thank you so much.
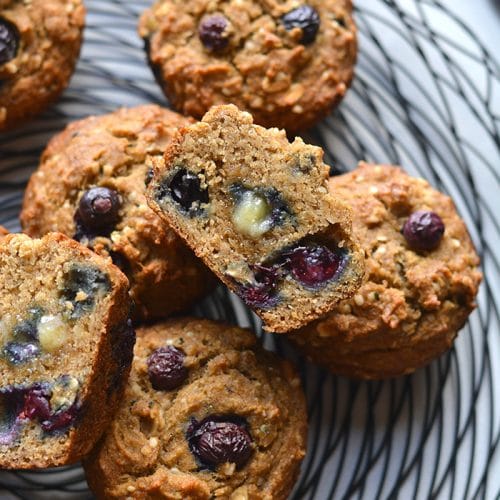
[138,0,357,132]
[84,318,307,499]
[0,0,85,130]
[21,105,215,321]
[290,163,482,379]
[0,232,132,468]
[147,105,364,333]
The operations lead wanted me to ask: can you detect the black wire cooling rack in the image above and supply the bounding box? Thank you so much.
[0,1,499,499]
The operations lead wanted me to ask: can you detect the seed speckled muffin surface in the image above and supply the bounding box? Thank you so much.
[138,0,356,132]
[0,0,85,130]
[84,318,307,499]
[21,105,215,321]
[290,163,482,379]
[147,105,364,333]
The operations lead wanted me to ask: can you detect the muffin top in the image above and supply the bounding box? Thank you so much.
[292,163,482,378]
[139,0,356,131]
[84,318,307,499]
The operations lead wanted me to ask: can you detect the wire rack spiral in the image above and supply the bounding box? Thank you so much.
[0,0,499,499]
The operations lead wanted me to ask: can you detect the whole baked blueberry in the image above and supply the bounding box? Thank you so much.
[160,168,209,215]
[283,243,342,288]
[198,15,229,52]
[0,18,19,66]
[281,5,320,45]
[76,187,122,234]
[147,346,188,391]
[187,415,253,469]
[402,210,445,251]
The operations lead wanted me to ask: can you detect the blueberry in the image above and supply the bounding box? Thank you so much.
[76,187,122,235]
[402,210,445,251]
[158,168,209,215]
[147,346,188,391]
[40,402,80,433]
[0,388,24,446]
[198,15,229,52]
[13,307,44,341]
[187,416,253,469]
[238,265,280,309]
[61,265,111,318]
[282,243,343,288]
[22,387,51,421]
[0,17,19,66]
[2,342,40,365]
[281,5,320,45]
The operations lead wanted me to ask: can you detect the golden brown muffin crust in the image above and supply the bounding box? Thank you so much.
[0,0,85,130]
[84,318,307,499]
[290,163,482,379]
[139,0,356,132]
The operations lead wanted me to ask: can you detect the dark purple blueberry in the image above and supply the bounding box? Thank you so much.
[2,342,40,365]
[283,244,342,288]
[0,17,19,66]
[0,389,24,445]
[22,383,79,433]
[281,5,320,45]
[402,210,445,251]
[40,404,79,433]
[22,387,51,421]
[198,15,229,52]
[76,187,122,234]
[147,346,188,391]
[187,416,253,469]
[238,265,280,309]
[160,168,209,214]
[61,265,111,318]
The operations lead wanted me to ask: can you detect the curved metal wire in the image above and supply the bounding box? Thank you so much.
[0,0,498,498]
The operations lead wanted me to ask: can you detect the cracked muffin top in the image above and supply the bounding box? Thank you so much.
[0,0,85,130]
[21,105,215,321]
[138,0,356,132]
[290,162,482,379]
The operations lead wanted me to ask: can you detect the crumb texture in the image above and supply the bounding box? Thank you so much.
[21,105,215,321]
[0,233,132,468]
[147,105,364,333]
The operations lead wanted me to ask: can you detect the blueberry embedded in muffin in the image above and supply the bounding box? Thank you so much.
[21,105,215,321]
[139,0,357,132]
[83,318,307,499]
[147,105,364,333]
[290,163,482,379]
[0,232,132,469]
